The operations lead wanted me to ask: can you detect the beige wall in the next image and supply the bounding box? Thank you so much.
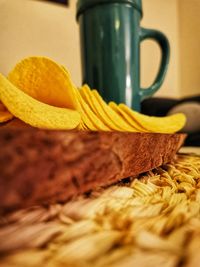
[178,0,200,97]
[0,0,81,85]
[0,0,199,98]
[141,0,180,97]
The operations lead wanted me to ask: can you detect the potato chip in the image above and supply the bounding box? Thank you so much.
[109,101,147,132]
[0,73,80,129]
[83,87,119,131]
[8,57,78,109]
[94,91,144,132]
[79,87,110,131]
[75,90,98,131]
[119,104,186,133]
[79,85,103,122]
[80,86,121,131]
[92,90,139,132]
[78,122,89,131]
[1,56,186,133]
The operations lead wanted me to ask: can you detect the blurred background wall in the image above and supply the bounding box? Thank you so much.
[178,0,200,97]
[0,0,199,98]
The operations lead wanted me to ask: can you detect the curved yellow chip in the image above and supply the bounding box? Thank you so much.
[8,57,78,109]
[119,103,186,133]
[79,87,110,131]
[75,89,97,131]
[78,122,89,131]
[109,101,147,132]
[92,90,139,132]
[80,86,120,131]
[0,56,186,133]
[0,73,80,129]
[91,90,121,131]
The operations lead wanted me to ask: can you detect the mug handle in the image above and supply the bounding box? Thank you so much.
[139,27,170,100]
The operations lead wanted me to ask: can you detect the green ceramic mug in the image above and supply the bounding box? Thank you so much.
[76,0,170,111]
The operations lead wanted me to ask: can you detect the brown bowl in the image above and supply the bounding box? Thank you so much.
[0,125,186,212]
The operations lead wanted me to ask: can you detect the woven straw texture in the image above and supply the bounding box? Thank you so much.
[0,154,200,267]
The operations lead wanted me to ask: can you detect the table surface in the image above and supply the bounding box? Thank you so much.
[180,146,200,154]
[0,153,200,267]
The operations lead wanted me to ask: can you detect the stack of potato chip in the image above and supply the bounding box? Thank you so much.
[0,57,186,133]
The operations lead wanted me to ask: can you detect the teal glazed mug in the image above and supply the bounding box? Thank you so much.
[76,0,170,111]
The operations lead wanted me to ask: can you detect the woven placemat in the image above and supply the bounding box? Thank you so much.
[0,153,200,267]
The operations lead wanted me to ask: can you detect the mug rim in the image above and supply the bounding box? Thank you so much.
[76,0,143,20]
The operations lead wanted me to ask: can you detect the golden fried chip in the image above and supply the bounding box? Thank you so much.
[79,87,110,131]
[80,86,120,131]
[0,73,80,129]
[82,86,118,130]
[109,101,147,132]
[91,91,122,131]
[77,121,88,131]
[1,56,186,133]
[92,90,139,132]
[75,90,97,131]
[8,57,78,109]
[119,104,186,133]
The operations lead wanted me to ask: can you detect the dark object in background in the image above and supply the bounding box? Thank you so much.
[168,102,200,133]
[141,95,200,146]
[40,0,69,6]
[141,95,200,116]
[141,97,178,117]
